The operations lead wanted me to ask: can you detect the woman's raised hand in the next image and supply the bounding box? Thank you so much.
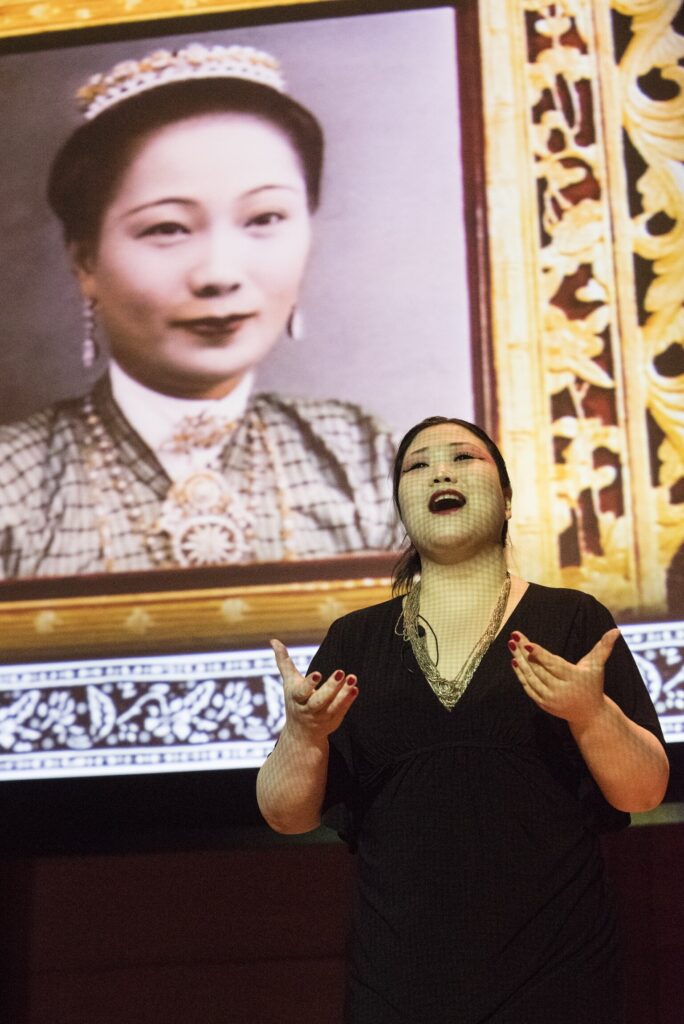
[508,628,620,726]
[270,638,358,742]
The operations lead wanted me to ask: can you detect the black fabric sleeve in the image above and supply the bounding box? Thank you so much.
[308,618,359,847]
[570,594,666,746]
[564,593,667,831]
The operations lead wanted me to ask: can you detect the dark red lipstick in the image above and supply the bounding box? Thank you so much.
[175,313,254,338]
[428,489,466,514]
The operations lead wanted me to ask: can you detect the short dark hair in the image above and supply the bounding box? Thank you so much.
[47,78,324,254]
[391,416,512,594]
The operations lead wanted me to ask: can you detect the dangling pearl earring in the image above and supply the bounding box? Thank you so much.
[82,296,98,369]
[286,306,304,342]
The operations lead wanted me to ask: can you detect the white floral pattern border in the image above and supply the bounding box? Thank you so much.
[1,626,683,780]
[0,645,315,779]
[620,623,684,740]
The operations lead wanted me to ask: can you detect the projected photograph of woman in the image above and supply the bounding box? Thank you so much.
[0,8,471,583]
[0,42,408,578]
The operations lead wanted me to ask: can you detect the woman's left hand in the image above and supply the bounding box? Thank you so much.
[508,628,620,725]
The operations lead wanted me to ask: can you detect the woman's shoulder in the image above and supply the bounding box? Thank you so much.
[0,405,61,450]
[0,395,87,473]
[0,406,53,444]
[0,386,92,429]
[328,594,404,638]
[519,582,617,652]
[525,581,609,615]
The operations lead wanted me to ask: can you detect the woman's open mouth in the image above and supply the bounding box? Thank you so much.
[175,314,254,339]
[428,489,466,514]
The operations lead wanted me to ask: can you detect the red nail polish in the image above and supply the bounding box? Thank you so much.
[311,672,322,683]
[511,632,521,642]
[334,670,345,682]
[346,675,357,686]
[507,640,516,652]
[511,659,518,668]
[524,645,533,653]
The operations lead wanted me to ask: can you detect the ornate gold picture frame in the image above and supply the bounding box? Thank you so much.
[1,0,682,665]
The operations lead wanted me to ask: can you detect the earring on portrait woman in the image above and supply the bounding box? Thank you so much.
[82,296,99,369]
[286,306,304,342]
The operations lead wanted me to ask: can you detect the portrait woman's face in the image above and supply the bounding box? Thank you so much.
[74,112,312,399]
[398,423,512,564]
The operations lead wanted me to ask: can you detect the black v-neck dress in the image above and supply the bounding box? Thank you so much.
[308,584,665,1024]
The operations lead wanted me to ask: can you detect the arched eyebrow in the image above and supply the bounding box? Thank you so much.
[123,184,304,219]
[407,441,479,457]
[243,184,304,196]
[124,197,194,217]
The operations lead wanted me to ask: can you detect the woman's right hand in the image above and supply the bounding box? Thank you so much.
[270,638,358,743]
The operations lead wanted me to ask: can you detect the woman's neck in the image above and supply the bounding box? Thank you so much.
[415,546,512,632]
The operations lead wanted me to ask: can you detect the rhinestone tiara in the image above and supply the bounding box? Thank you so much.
[76,43,286,121]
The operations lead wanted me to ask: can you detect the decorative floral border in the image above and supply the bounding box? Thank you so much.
[0,645,314,778]
[1,623,682,781]
[624,620,684,738]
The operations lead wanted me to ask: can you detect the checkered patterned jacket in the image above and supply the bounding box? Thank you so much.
[0,376,403,579]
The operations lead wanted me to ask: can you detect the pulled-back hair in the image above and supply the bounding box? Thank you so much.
[391,416,512,595]
[47,78,324,254]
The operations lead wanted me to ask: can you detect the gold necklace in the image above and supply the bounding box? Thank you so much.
[401,572,511,710]
[81,396,297,569]
[158,409,240,455]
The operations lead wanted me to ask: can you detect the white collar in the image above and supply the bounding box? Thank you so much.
[109,360,254,480]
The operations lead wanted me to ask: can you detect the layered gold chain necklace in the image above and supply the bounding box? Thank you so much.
[81,396,297,569]
[400,572,511,710]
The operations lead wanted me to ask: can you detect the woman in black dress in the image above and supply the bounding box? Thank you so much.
[257,416,669,1024]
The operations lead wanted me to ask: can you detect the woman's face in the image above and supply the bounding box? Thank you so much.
[397,423,511,564]
[75,113,312,398]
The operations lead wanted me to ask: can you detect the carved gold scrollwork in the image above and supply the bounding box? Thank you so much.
[614,0,684,608]
[522,0,638,608]
[500,0,684,613]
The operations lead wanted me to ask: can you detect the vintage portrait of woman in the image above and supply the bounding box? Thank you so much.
[0,42,404,578]
[0,10,470,581]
